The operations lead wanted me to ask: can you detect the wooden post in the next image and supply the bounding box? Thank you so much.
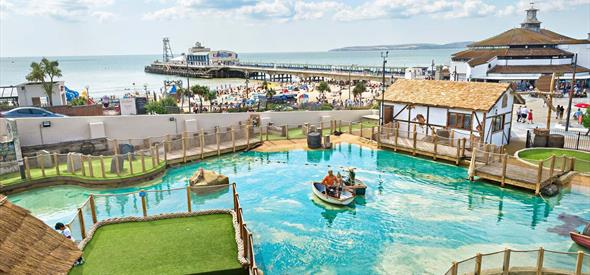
[546,73,556,129]
[570,157,576,172]
[155,144,160,164]
[259,125,263,143]
[128,152,134,175]
[38,154,45,177]
[433,135,438,160]
[231,128,236,152]
[450,130,455,147]
[455,141,461,165]
[338,120,342,132]
[246,125,251,149]
[474,253,482,275]
[536,247,544,275]
[186,186,192,212]
[549,155,556,179]
[115,152,120,176]
[371,126,375,141]
[80,155,86,177]
[412,125,417,156]
[216,128,221,156]
[266,125,269,141]
[502,248,511,275]
[286,124,289,140]
[78,208,86,239]
[461,138,467,158]
[575,251,584,275]
[141,192,147,217]
[165,135,171,153]
[200,129,205,159]
[100,156,106,178]
[88,155,94,178]
[451,261,458,275]
[182,132,187,163]
[140,151,146,173]
[535,160,544,195]
[113,139,119,155]
[377,126,381,146]
[150,146,156,168]
[54,153,60,176]
[561,156,567,172]
[348,121,352,134]
[394,126,399,151]
[501,154,508,187]
[360,122,364,138]
[484,144,490,165]
[89,195,98,224]
[163,140,168,162]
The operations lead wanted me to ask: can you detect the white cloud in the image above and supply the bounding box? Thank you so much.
[92,11,116,23]
[7,0,116,22]
[142,0,590,23]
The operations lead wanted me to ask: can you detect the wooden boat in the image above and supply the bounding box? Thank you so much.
[312,182,355,206]
[570,232,590,249]
[345,179,367,196]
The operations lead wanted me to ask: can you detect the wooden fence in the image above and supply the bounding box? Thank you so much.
[445,248,589,275]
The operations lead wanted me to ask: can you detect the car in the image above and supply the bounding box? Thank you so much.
[0,107,66,118]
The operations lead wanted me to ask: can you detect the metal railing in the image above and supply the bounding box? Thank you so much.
[526,128,590,152]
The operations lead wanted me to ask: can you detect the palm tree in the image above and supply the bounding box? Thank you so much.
[352,82,366,100]
[191,85,215,112]
[26,58,62,106]
[176,87,187,112]
[265,88,276,110]
[317,81,331,98]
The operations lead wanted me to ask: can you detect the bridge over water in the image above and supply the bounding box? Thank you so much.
[145,61,408,83]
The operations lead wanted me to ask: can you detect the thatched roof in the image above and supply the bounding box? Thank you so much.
[0,195,82,274]
[468,28,588,47]
[381,79,511,111]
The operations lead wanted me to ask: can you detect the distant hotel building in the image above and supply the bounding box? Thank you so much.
[450,4,590,83]
[185,42,239,66]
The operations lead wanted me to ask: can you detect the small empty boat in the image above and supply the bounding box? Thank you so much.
[570,232,590,249]
[311,182,355,206]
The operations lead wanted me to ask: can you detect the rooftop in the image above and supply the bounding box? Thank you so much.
[452,48,574,66]
[488,64,590,74]
[381,79,511,111]
[468,28,589,47]
[0,195,81,274]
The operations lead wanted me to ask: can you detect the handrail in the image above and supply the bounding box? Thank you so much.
[447,247,588,275]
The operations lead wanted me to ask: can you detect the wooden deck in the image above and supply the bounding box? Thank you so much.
[165,138,261,165]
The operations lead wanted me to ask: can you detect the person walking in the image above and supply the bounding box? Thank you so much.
[555,105,560,119]
[527,109,534,124]
[521,106,529,123]
[516,106,522,122]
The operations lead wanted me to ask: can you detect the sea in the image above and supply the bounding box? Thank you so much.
[0,49,460,97]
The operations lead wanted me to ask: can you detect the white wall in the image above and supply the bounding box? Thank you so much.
[12,110,372,146]
[558,43,590,69]
[17,81,66,106]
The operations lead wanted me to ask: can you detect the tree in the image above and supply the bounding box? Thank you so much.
[26,58,62,106]
[265,88,276,110]
[145,96,178,114]
[191,85,216,112]
[176,87,188,112]
[352,82,366,99]
[317,81,331,97]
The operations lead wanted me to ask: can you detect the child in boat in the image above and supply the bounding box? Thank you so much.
[322,170,338,196]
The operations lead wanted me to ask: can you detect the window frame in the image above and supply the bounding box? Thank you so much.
[447,111,472,131]
[491,114,505,133]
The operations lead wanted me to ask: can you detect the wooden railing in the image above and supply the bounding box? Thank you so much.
[446,248,588,275]
[66,183,260,274]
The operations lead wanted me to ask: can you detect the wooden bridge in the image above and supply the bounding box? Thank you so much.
[145,61,407,82]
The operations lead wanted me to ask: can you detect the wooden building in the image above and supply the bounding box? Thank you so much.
[379,79,523,146]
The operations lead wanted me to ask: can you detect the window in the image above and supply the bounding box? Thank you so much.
[501,95,508,108]
[447,112,472,130]
[491,115,505,132]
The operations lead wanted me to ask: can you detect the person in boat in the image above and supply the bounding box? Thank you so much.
[321,170,338,196]
[335,172,344,198]
[344,167,356,186]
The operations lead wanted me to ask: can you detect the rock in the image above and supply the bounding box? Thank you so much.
[110,155,126,173]
[541,184,559,197]
[36,150,54,168]
[66,153,83,173]
[189,168,229,194]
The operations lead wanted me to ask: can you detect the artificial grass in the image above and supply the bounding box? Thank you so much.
[69,214,245,275]
[518,148,590,173]
[0,156,163,187]
[264,121,378,141]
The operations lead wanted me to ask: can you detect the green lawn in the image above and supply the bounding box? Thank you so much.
[69,214,245,275]
[517,148,590,173]
[0,156,164,187]
[264,121,378,141]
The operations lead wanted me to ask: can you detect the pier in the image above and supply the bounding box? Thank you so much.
[145,61,406,82]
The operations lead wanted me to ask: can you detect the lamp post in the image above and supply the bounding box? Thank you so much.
[565,54,578,132]
[380,51,389,125]
[185,53,191,113]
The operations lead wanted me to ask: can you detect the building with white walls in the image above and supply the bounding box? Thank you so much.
[450,4,590,83]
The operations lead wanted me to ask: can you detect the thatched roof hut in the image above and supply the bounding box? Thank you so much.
[0,195,82,274]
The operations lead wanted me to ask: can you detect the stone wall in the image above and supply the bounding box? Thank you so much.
[21,138,110,157]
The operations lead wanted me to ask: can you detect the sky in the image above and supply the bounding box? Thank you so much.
[0,0,589,57]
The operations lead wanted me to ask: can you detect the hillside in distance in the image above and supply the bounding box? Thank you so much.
[330,41,471,52]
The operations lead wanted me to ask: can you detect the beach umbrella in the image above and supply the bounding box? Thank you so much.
[574,103,590,109]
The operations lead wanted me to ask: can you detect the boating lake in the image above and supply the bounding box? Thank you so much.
[8,143,590,274]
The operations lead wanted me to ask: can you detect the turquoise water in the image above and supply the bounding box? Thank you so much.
[8,143,590,274]
[0,49,458,97]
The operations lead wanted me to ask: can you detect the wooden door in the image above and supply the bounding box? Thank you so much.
[383,106,393,125]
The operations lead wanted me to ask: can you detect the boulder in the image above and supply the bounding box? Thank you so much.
[110,155,126,173]
[189,168,229,194]
[66,153,83,173]
[541,183,560,197]
[36,150,54,168]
